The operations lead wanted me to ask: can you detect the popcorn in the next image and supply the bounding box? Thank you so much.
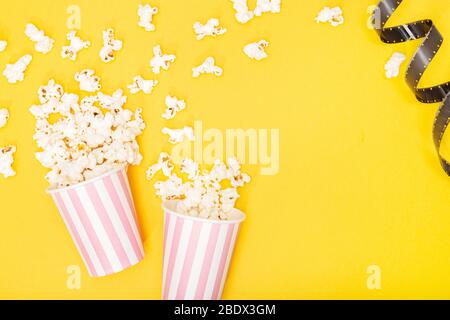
[244,40,269,61]
[0,146,16,178]
[25,23,54,54]
[99,28,122,63]
[162,126,195,144]
[315,6,344,27]
[0,40,7,52]
[3,54,32,84]
[254,0,281,16]
[138,4,158,31]
[162,95,186,120]
[150,45,176,74]
[61,31,90,61]
[127,75,158,94]
[385,52,406,79]
[192,57,223,78]
[0,108,9,128]
[193,18,227,40]
[147,155,250,220]
[75,69,101,92]
[30,80,145,188]
[231,0,254,24]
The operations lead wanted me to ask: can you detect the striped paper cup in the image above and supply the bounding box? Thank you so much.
[47,166,144,277]
[162,201,245,300]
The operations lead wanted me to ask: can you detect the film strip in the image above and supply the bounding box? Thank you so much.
[373,0,450,175]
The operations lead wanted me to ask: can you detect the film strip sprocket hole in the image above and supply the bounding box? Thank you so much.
[373,0,450,175]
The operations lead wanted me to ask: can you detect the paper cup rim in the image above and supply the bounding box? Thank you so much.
[46,165,128,194]
[162,200,246,224]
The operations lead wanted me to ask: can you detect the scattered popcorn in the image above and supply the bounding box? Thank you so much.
[162,126,195,144]
[127,75,158,94]
[231,0,254,24]
[138,4,158,31]
[3,54,32,84]
[30,80,145,188]
[193,18,227,40]
[316,6,344,27]
[0,40,7,52]
[75,69,101,92]
[385,52,406,79]
[147,155,250,220]
[192,57,223,78]
[150,45,176,74]
[99,28,122,63]
[244,40,269,61]
[162,95,186,120]
[0,145,16,178]
[61,31,90,61]
[0,108,9,128]
[25,23,54,54]
[254,0,281,16]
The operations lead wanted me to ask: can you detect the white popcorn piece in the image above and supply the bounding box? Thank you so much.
[0,40,7,52]
[30,79,145,188]
[193,18,227,40]
[0,145,16,178]
[0,108,9,128]
[192,57,223,78]
[244,40,269,61]
[61,31,90,61]
[138,4,158,31]
[25,23,54,54]
[385,52,406,79]
[231,0,254,24]
[254,0,281,16]
[100,28,123,63]
[147,156,250,220]
[75,69,101,92]
[162,95,186,120]
[3,55,32,84]
[128,75,158,94]
[316,6,344,27]
[162,126,195,144]
[150,45,176,74]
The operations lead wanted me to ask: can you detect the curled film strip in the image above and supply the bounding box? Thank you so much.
[373,0,450,175]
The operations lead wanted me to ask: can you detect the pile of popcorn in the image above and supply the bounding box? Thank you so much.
[0,108,15,179]
[147,154,250,220]
[30,79,145,188]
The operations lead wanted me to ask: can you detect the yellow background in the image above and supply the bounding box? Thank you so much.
[0,0,450,299]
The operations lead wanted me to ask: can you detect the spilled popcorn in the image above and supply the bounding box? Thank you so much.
[138,4,158,32]
[231,0,254,24]
[244,40,269,60]
[0,40,7,52]
[192,57,223,78]
[61,31,90,61]
[30,80,145,188]
[0,108,9,128]
[128,75,158,94]
[193,18,227,40]
[315,6,344,27]
[254,0,281,16]
[25,23,54,54]
[385,52,406,79]
[162,126,194,144]
[100,28,122,63]
[162,95,186,120]
[75,69,101,92]
[3,55,32,84]
[150,45,176,74]
[0,146,16,178]
[147,154,250,220]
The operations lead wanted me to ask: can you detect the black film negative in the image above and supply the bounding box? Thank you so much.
[373,0,450,176]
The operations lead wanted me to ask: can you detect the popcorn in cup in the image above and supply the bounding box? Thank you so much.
[162,200,245,300]
[48,166,144,277]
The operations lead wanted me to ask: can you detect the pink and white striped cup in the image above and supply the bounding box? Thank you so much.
[162,201,245,300]
[47,167,144,277]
